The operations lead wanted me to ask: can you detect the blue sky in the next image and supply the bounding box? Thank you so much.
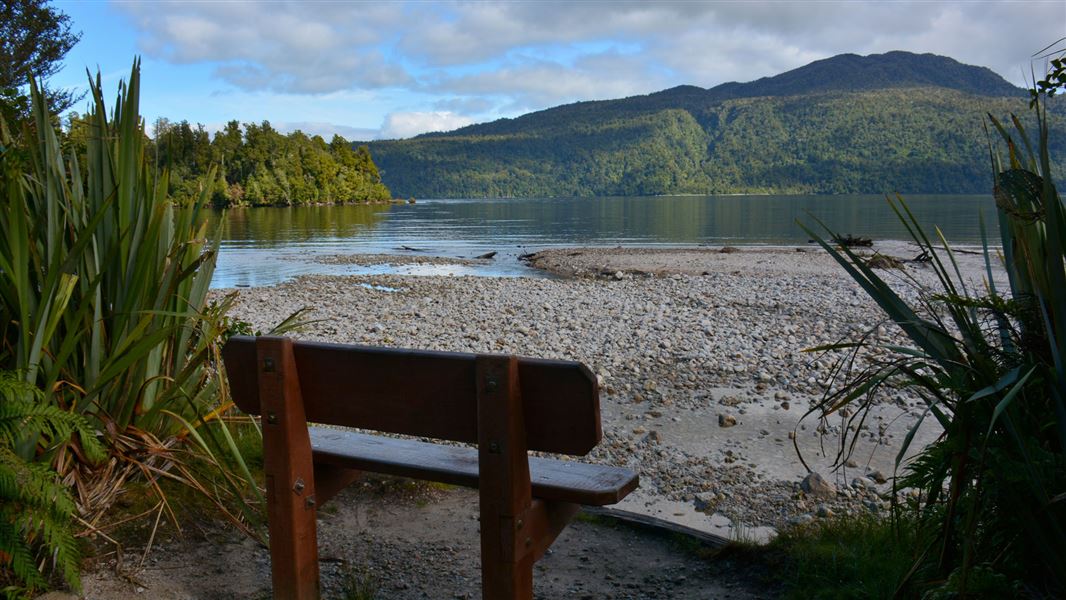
[49,1,1066,141]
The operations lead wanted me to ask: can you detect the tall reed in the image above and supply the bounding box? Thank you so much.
[799,83,1065,595]
[1,61,290,592]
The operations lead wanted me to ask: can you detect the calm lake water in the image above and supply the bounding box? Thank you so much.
[208,194,996,288]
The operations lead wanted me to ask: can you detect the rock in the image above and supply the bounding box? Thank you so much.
[475,251,497,259]
[693,492,716,511]
[800,472,837,497]
[845,459,859,468]
[851,476,876,490]
[815,504,834,518]
[718,414,737,428]
[788,513,814,526]
[645,430,662,444]
[868,469,888,484]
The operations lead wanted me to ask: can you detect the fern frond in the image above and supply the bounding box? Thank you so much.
[0,508,48,592]
[0,397,106,466]
[0,447,76,517]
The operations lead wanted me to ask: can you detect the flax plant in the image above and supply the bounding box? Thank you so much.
[0,62,286,592]
[799,84,1066,594]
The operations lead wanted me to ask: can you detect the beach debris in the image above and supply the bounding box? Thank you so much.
[800,472,837,497]
[475,251,497,259]
[865,253,904,269]
[832,234,873,247]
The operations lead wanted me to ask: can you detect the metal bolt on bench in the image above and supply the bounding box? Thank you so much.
[223,336,639,600]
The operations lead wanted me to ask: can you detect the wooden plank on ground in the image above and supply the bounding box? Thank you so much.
[581,506,732,548]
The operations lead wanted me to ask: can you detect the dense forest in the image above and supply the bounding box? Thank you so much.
[367,52,1065,198]
[63,117,392,207]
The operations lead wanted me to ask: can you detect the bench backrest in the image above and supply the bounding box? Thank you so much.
[222,336,602,456]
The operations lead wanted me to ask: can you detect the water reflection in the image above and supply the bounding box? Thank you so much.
[208,195,996,288]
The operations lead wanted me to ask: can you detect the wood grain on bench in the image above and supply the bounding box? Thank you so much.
[224,336,601,455]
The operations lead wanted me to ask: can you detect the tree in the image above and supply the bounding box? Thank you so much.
[0,0,82,123]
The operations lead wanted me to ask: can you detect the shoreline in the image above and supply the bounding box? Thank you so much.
[218,244,1003,539]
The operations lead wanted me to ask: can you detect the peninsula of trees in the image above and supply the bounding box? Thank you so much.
[366,52,1065,198]
[67,117,392,207]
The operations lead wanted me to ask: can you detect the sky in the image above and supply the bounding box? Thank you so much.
[49,0,1066,141]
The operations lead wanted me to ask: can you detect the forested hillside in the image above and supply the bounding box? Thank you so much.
[64,117,392,207]
[367,52,1064,197]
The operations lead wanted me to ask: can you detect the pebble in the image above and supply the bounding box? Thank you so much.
[800,472,837,497]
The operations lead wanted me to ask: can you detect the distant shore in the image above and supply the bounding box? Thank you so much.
[219,243,1003,538]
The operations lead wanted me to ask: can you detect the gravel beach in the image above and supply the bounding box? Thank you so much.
[219,242,1004,539]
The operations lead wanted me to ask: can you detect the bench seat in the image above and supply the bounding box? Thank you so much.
[310,427,638,506]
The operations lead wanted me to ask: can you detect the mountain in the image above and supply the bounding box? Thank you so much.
[366,52,1061,198]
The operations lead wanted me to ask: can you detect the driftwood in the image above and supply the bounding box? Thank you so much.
[832,234,873,248]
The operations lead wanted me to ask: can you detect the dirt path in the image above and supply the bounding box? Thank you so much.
[78,479,773,599]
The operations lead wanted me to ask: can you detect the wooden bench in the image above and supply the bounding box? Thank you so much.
[222,336,639,599]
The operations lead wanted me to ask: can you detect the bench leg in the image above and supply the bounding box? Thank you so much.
[480,499,580,599]
[476,355,536,600]
[480,509,535,599]
[258,337,320,600]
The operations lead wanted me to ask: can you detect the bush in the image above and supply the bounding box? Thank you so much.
[0,62,292,594]
[800,58,1066,595]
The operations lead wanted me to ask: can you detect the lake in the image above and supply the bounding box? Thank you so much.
[207,194,996,288]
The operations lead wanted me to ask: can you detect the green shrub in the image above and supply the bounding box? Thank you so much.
[0,372,104,597]
[800,58,1066,595]
[0,62,304,593]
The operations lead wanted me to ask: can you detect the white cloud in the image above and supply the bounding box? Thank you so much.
[117,2,411,93]
[431,53,670,112]
[379,111,474,139]
[273,122,380,142]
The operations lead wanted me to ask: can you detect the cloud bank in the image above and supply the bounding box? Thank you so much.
[117,1,1066,137]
